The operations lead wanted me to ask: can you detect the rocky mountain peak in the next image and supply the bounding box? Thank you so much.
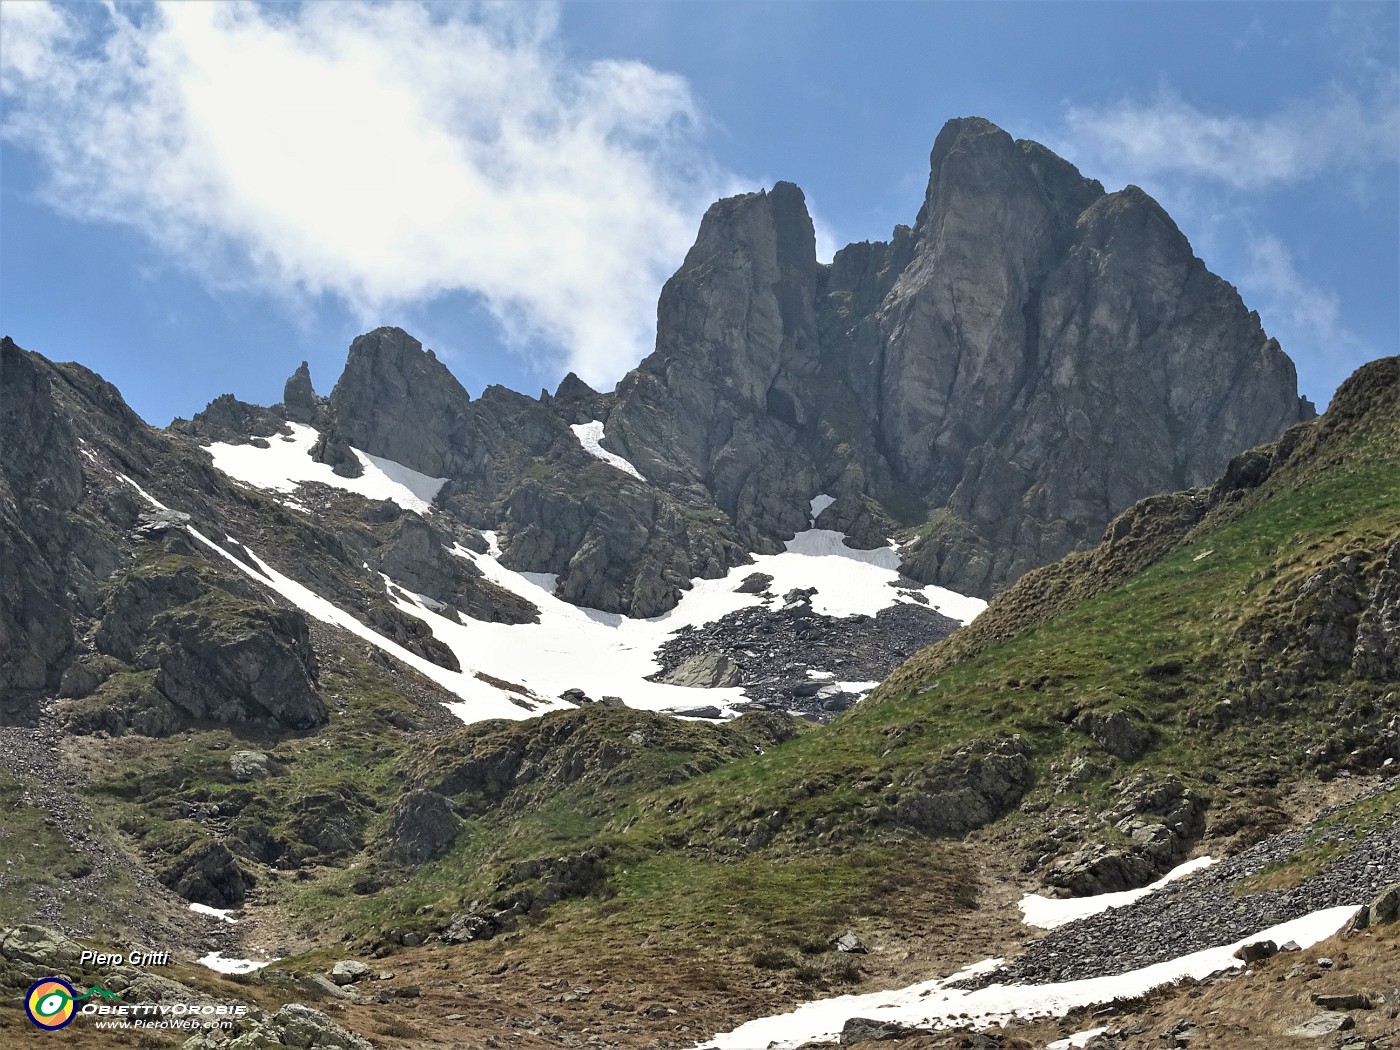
[681,179,819,281]
[282,360,321,425]
[136,119,1316,612]
[546,372,609,425]
[324,326,474,478]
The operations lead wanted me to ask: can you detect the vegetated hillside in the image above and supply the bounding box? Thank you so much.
[53,355,1381,1048]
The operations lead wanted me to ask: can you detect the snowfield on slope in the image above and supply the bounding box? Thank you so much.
[1018,856,1217,930]
[385,523,984,724]
[124,468,984,725]
[570,420,647,480]
[697,905,1361,1049]
[206,423,447,514]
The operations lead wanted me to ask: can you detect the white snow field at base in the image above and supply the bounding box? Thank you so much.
[697,905,1360,1049]
[196,953,276,975]
[121,465,982,725]
[184,518,982,725]
[386,527,985,723]
[1018,856,1217,930]
[1048,1027,1109,1050]
[206,423,447,514]
[188,902,238,924]
[570,421,647,480]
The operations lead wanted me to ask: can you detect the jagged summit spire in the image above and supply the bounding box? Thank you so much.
[282,360,319,425]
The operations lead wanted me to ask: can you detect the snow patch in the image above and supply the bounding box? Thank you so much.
[206,422,446,514]
[1018,856,1217,930]
[570,421,646,481]
[384,525,985,725]
[1048,1027,1109,1050]
[697,905,1360,1049]
[122,470,981,730]
[188,903,237,925]
[196,952,276,975]
[186,527,571,724]
[809,493,835,521]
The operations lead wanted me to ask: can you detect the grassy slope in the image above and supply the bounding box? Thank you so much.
[343,359,1398,958]
[57,360,1398,1040]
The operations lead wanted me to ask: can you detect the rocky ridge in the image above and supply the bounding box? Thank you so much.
[185,117,1314,622]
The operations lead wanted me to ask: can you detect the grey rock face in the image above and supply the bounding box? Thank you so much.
[1,339,86,694]
[603,117,1310,598]
[384,789,461,867]
[1354,540,1400,680]
[281,360,322,425]
[142,116,1313,625]
[1077,709,1157,761]
[374,512,538,625]
[1049,775,1208,894]
[894,734,1034,835]
[92,563,326,731]
[324,327,474,480]
[658,651,742,688]
[170,393,286,444]
[160,841,252,908]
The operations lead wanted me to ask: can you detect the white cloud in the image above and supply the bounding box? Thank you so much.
[1056,85,1398,191]
[0,0,734,386]
[1240,233,1373,399]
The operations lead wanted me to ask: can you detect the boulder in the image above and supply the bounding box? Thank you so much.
[1350,882,1400,930]
[229,750,272,782]
[330,960,374,986]
[1286,1012,1354,1038]
[1233,940,1277,963]
[833,932,868,954]
[668,705,725,720]
[894,735,1034,835]
[384,789,461,867]
[1076,709,1156,761]
[1047,845,1159,896]
[840,1016,929,1043]
[660,651,742,688]
[159,842,252,908]
[0,925,86,969]
[735,572,773,594]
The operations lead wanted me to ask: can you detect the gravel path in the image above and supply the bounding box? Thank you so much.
[966,773,1400,988]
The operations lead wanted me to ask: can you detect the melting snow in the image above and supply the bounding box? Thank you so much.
[122,469,982,727]
[206,422,447,514]
[385,527,984,724]
[570,421,646,481]
[1048,1027,1109,1049]
[809,493,835,521]
[697,905,1360,1049]
[196,952,276,975]
[185,528,570,723]
[179,516,981,726]
[188,903,237,925]
[1018,856,1217,930]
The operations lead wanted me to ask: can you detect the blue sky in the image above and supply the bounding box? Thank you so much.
[1,1,1395,425]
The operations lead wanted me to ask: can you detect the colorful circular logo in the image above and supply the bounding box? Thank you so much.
[26,978,77,1030]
